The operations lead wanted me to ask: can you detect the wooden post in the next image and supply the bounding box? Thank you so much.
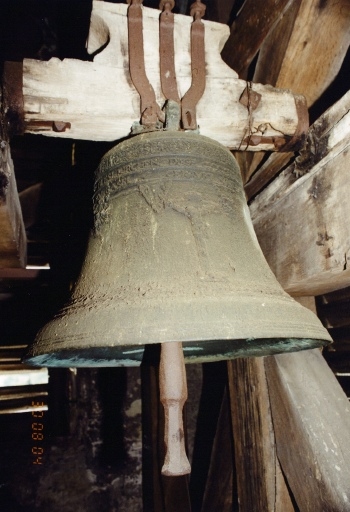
[201,388,236,512]
[265,349,350,511]
[227,357,295,512]
[0,141,27,268]
[189,361,228,511]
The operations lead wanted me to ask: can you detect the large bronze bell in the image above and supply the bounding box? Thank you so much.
[24,131,331,366]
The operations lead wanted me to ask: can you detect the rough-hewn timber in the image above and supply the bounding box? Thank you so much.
[246,0,350,186]
[265,349,350,511]
[0,141,26,268]
[227,357,295,512]
[250,91,350,296]
[222,0,294,77]
[16,1,306,151]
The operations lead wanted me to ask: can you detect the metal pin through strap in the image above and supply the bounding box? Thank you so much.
[181,0,206,130]
[127,0,206,131]
[127,0,165,129]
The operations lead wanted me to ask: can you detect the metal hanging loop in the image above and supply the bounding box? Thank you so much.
[181,0,206,130]
[127,0,165,129]
[159,0,180,105]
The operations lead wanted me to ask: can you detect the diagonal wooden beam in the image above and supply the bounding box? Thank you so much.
[250,90,350,296]
[221,0,295,77]
[265,349,350,511]
[255,0,350,106]
[204,0,236,26]
[245,152,294,200]
[246,0,350,187]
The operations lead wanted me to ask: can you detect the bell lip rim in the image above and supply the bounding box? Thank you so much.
[23,336,331,367]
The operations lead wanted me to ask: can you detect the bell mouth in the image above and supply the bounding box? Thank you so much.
[23,336,328,367]
[23,288,332,368]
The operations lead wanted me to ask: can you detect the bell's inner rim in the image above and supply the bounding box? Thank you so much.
[23,336,328,367]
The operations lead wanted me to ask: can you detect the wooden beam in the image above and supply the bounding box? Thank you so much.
[255,0,350,106]
[246,0,350,188]
[189,362,228,510]
[19,182,43,229]
[250,91,350,296]
[204,0,236,25]
[221,0,294,77]
[14,2,307,151]
[201,388,236,512]
[247,85,350,198]
[241,1,302,184]
[245,152,294,199]
[0,141,27,268]
[265,349,350,511]
[227,357,295,512]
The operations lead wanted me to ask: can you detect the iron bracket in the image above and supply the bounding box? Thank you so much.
[159,0,180,105]
[127,0,206,132]
[127,0,165,130]
[181,1,206,130]
[240,92,308,152]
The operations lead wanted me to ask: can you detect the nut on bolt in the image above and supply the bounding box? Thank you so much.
[53,121,71,133]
